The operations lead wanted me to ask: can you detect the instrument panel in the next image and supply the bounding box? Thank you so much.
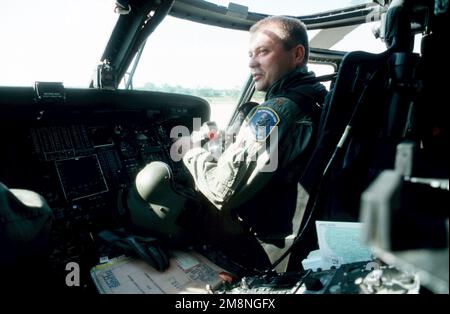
[0,87,209,278]
[2,118,191,265]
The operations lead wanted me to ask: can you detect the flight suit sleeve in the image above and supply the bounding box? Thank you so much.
[183,97,302,210]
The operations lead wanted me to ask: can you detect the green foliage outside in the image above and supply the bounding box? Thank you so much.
[138,82,266,104]
[140,82,241,101]
[137,83,266,128]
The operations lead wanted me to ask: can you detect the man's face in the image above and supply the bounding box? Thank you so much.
[248,26,303,92]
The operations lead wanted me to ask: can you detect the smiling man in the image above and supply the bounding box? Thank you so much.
[181,16,327,272]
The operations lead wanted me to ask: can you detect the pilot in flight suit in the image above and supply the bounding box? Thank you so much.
[178,16,327,270]
[180,15,328,271]
[125,16,328,274]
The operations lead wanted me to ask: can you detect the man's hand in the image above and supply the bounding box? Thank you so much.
[170,122,220,162]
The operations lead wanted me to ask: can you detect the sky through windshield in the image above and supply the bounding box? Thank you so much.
[1,0,385,88]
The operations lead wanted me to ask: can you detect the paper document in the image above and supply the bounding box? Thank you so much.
[316,220,373,266]
[90,250,227,294]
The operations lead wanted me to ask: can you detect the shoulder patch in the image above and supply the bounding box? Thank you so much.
[248,107,280,141]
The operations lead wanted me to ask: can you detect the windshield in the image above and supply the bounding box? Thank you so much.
[129,15,256,128]
[0,0,117,88]
[205,0,374,15]
[1,0,390,125]
[128,2,387,128]
[128,16,341,128]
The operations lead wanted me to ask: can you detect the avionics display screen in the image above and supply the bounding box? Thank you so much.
[55,155,108,200]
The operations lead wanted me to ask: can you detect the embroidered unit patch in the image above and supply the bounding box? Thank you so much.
[248,107,280,141]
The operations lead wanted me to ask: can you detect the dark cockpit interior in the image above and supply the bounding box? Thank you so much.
[0,86,210,289]
[0,0,448,295]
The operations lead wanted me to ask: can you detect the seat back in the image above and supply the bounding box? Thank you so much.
[285,50,393,268]
[288,40,428,267]
[301,49,393,217]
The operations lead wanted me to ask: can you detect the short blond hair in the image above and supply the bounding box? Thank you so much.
[250,16,309,63]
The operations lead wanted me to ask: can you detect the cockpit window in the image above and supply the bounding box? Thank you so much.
[0,0,117,88]
[205,0,374,16]
[327,22,387,53]
[129,16,250,128]
[202,1,388,54]
[127,3,388,128]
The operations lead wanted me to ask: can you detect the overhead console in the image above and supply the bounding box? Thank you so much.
[0,86,210,268]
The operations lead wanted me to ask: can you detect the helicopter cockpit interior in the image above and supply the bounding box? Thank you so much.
[0,0,448,295]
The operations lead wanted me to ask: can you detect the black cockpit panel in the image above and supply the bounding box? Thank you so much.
[0,87,209,272]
